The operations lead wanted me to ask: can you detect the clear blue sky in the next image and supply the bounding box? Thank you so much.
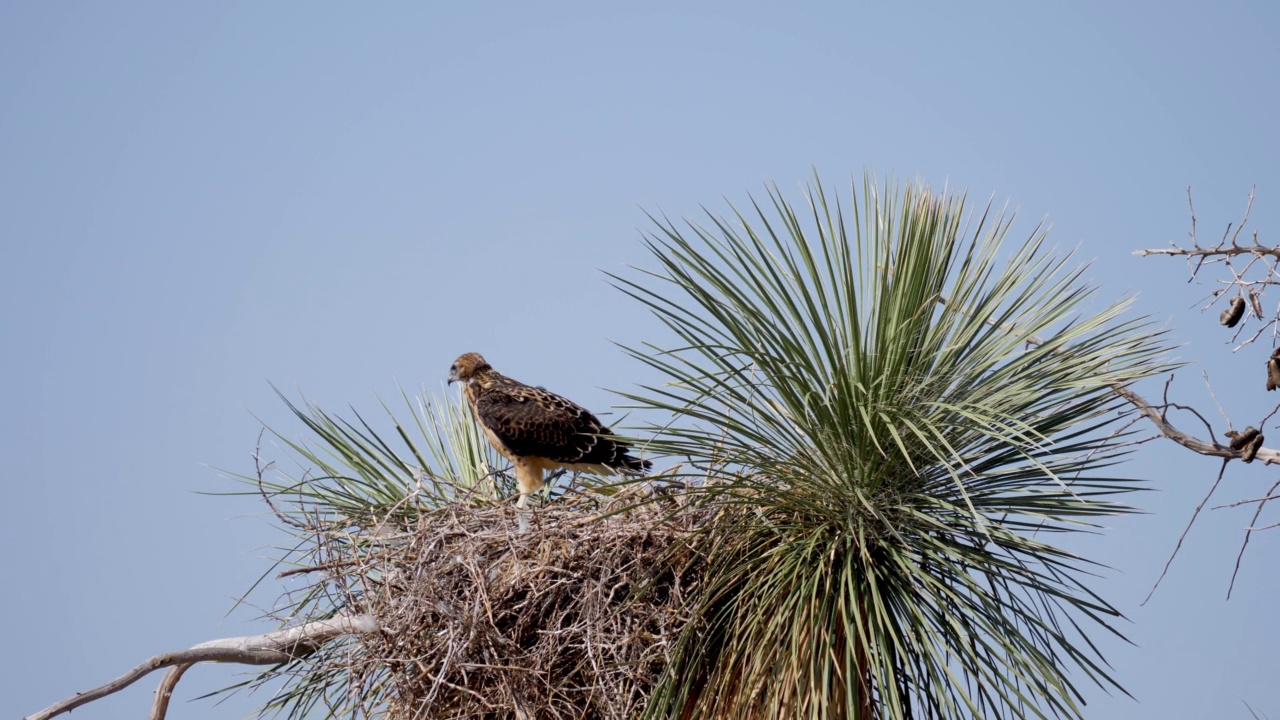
[4,2,1278,718]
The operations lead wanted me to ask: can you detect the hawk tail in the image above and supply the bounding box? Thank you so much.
[618,454,652,475]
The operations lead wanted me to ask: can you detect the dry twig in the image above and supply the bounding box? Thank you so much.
[25,613,378,720]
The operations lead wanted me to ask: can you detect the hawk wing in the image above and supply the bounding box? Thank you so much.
[473,379,645,471]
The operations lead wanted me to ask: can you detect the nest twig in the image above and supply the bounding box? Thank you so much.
[292,485,720,719]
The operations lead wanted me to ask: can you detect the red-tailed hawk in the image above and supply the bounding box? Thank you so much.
[448,352,651,507]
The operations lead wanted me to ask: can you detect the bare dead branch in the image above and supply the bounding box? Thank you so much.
[1112,190,1280,466]
[1137,187,1260,259]
[25,613,379,720]
[1134,188,1280,355]
[1228,473,1280,600]
[1126,187,1280,599]
[1186,186,1198,243]
[1213,493,1280,510]
[149,662,192,720]
[1231,187,1256,247]
[1108,384,1268,462]
[1132,243,1280,260]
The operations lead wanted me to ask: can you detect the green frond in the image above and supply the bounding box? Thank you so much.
[251,383,510,525]
[617,173,1173,720]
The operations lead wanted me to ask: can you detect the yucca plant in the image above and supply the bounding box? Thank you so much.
[614,174,1172,720]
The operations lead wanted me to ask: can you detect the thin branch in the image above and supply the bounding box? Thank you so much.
[1133,244,1280,260]
[1213,493,1280,510]
[25,613,379,720]
[1203,371,1231,428]
[1135,187,1260,258]
[1231,188,1256,247]
[1228,474,1280,599]
[277,558,362,579]
[149,662,193,720]
[1188,186,1199,248]
[1141,459,1230,606]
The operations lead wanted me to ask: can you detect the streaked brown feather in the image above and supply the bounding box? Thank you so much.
[475,379,649,470]
[448,353,651,493]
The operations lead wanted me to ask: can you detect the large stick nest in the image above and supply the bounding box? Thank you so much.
[291,486,719,719]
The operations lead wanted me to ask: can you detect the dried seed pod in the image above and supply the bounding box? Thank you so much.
[1243,431,1265,463]
[1250,290,1265,319]
[1228,426,1260,451]
[1268,348,1280,391]
[1221,296,1246,327]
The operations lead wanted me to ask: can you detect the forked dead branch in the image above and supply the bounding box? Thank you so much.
[1132,187,1280,599]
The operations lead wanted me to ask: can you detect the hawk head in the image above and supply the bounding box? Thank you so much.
[448,352,492,385]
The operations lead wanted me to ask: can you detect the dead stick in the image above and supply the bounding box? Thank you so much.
[150,662,193,720]
[25,613,379,720]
